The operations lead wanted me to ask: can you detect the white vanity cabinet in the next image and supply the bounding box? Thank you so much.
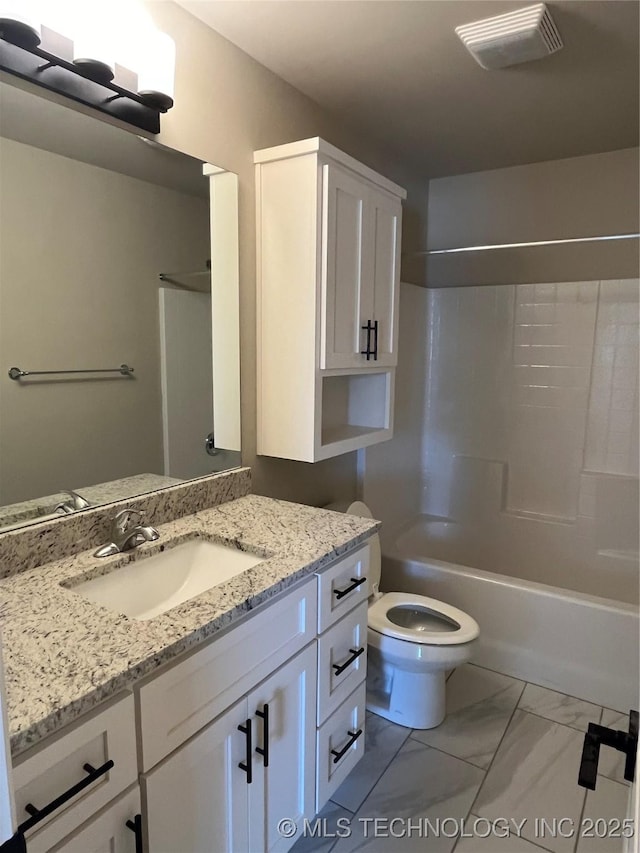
[143,644,317,853]
[255,137,406,462]
[12,542,373,853]
[11,694,139,853]
[141,546,370,851]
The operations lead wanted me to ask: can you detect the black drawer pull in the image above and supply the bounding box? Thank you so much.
[126,814,143,853]
[18,759,114,834]
[333,647,365,677]
[372,319,379,361]
[256,703,270,768]
[238,719,253,783]
[331,728,363,764]
[334,577,366,601]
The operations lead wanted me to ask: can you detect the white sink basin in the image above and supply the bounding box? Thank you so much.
[73,539,264,621]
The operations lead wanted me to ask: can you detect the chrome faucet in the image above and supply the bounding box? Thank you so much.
[94,508,159,558]
[54,489,92,514]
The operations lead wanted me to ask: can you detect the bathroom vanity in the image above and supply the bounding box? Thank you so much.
[0,490,377,852]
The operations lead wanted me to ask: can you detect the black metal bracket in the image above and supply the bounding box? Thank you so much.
[578,709,638,790]
[331,728,363,764]
[256,703,270,768]
[18,759,114,834]
[0,37,163,133]
[332,647,366,677]
[334,577,367,601]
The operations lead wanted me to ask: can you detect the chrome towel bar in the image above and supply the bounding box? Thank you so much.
[8,364,134,381]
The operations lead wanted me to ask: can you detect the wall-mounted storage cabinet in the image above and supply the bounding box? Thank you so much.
[255,137,406,462]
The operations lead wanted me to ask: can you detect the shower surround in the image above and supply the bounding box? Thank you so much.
[363,279,639,708]
[421,279,638,604]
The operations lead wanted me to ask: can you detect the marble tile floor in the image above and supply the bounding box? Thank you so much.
[292,664,633,853]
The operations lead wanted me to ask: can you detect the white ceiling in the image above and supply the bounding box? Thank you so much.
[178,0,639,178]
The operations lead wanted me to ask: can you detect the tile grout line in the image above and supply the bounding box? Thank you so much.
[331,722,412,815]
[571,760,590,853]
[514,706,603,735]
[406,733,491,772]
[327,800,355,815]
[597,769,631,787]
[470,662,611,710]
[466,678,528,818]
[451,816,558,853]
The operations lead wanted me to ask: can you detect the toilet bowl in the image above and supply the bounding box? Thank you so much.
[344,501,480,730]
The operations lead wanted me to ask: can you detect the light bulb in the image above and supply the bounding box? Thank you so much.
[137,30,175,111]
[73,24,115,84]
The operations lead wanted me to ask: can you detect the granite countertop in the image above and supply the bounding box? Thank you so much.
[0,495,379,757]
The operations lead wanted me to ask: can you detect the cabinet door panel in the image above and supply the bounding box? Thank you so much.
[370,189,401,367]
[51,787,140,853]
[321,164,370,369]
[143,699,249,853]
[249,645,317,853]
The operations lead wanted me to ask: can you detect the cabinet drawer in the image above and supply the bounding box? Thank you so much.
[316,545,369,633]
[316,682,366,812]
[317,601,367,725]
[12,693,137,853]
[138,577,317,770]
[51,785,140,852]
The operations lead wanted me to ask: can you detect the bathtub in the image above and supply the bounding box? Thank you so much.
[384,515,640,712]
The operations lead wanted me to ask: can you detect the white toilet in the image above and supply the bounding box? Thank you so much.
[345,501,480,730]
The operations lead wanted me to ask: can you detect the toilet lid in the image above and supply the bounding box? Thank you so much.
[369,592,479,646]
[345,501,381,589]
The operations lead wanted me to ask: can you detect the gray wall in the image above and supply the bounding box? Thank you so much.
[0,138,209,504]
[144,1,429,507]
[425,147,640,287]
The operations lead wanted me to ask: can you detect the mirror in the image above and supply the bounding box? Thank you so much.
[0,81,241,532]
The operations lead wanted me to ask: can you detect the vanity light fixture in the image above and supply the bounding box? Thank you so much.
[0,1,175,133]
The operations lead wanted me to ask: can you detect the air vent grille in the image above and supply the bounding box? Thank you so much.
[456,3,563,70]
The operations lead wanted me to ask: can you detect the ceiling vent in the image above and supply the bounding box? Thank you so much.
[456,3,563,70]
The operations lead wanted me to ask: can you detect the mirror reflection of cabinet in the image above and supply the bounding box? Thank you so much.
[0,81,241,531]
[255,138,405,463]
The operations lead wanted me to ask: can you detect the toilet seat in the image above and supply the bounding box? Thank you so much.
[368,592,479,646]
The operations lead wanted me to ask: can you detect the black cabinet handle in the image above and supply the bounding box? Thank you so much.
[372,320,379,361]
[578,709,638,790]
[18,759,114,834]
[126,814,143,853]
[238,719,253,783]
[333,647,365,677]
[360,321,373,360]
[334,577,367,601]
[256,703,270,768]
[331,728,363,764]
